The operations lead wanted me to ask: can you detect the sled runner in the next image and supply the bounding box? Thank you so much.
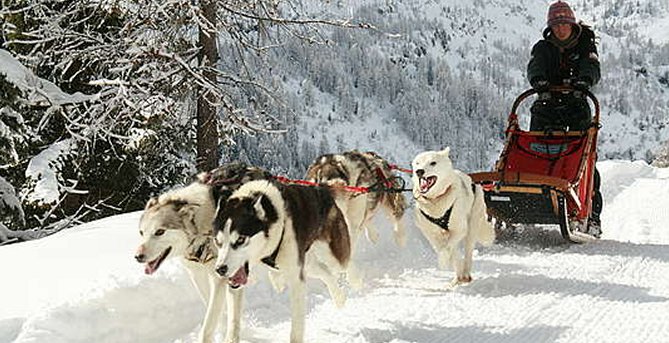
[469,86,600,243]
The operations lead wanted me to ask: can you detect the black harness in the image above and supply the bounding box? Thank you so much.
[421,206,453,231]
[420,184,477,231]
[260,227,285,270]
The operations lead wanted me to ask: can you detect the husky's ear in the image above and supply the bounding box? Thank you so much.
[254,195,266,221]
[253,194,278,223]
[145,197,159,210]
[196,171,210,184]
[248,166,272,181]
[170,199,200,217]
[440,147,451,157]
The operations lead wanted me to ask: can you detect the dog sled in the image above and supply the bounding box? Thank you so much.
[469,86,600,243]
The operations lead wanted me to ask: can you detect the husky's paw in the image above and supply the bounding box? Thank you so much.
[365,226,380,244]
[447,275,472,290]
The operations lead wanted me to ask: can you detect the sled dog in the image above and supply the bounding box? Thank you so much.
[213,180,353,343]
[135,162,270,343]
[411,147,495,287]
[305,150,408,247]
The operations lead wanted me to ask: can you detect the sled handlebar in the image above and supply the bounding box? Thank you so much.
[511,86,600,125]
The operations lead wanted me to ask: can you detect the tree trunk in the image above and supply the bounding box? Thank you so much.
[196,0,220,172]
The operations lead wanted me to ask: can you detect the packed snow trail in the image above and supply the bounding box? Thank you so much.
[1,160,669,343]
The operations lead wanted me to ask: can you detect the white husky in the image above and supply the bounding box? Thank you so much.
[411,147,495,287]
[213,180,354,343]
[135,162,270,343]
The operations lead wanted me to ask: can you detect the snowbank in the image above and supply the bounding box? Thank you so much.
[1,160,669,343]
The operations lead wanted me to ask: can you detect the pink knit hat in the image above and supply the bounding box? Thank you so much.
[547,1,576,27]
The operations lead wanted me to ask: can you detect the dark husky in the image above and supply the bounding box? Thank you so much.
[213,180,356,343]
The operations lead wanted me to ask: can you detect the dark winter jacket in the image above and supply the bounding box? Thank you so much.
[527,24,600,87]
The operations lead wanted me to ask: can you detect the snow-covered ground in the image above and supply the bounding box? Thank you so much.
[2,160,669,343]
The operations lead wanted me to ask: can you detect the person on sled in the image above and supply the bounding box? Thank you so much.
[527,0,602,237]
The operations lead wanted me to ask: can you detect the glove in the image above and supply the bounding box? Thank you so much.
[573,77,592,91]
[530,78,550,92]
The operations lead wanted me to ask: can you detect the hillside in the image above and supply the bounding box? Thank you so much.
[229,0,669,175]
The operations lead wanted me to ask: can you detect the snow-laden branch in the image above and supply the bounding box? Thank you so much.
[219,3,372,30]
[24,139,75,205]
[88,78,131,88]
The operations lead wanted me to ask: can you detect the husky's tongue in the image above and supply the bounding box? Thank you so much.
[143,247,171,275]
[420,176,436,193]
[144,262,158,275]
[229,265,248,287]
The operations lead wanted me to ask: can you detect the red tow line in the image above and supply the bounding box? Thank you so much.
[272,162,413,194]
[389,164,413,174]
[272,175,371,194]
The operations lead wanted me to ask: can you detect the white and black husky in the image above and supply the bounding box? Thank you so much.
[135,162,270,343]
[213,180,354,343]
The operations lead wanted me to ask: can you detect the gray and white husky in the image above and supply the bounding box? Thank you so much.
[305,150,408,247]
[213,180,355,343]
[134,162,270,343]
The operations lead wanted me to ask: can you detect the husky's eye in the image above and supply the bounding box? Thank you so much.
[430,161,437,166]
[155,229,166,236]
[139,230,143,236]
[232,236,247,248]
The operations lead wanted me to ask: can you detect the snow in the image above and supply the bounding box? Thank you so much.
[0,177,23,216]
[2,160,669,343]
[0,50,93,107]
[24,139,76,205]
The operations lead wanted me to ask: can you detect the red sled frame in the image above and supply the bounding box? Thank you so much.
[470,86,600,243]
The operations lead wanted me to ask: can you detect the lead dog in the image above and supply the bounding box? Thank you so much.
[305,150,408,247]
[134,162,270,343]
[213,180,353,343]
[411,148,495,288]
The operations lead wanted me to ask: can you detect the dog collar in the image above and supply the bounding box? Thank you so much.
[261,227,285,270]
[420,206,453,231]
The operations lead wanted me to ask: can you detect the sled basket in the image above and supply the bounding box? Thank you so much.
[470,87,600,243]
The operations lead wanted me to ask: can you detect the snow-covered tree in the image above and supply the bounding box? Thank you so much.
[652,140,669,167]
[0,0,364,242]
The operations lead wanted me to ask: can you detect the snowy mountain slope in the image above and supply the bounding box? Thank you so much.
[2,159,669,343]
[239,0,669,175]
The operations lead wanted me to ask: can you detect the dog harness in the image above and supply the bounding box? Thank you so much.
[261,227,285,270]
[421,206,453,231]
[185,235,216,264]
[420,184,477,231]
